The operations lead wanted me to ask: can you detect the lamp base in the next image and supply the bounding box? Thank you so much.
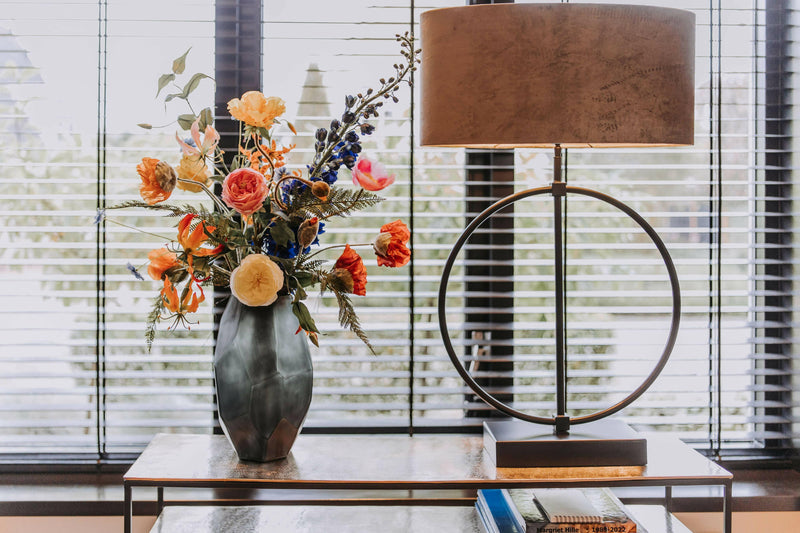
[483,419,647,467]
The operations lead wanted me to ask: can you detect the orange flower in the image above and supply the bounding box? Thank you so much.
[227,91,286,128]
[160,277,204,316]
[138,158,177,205]
[147,248,179,281]
[373,220,411,268]
[238,140,294,177]
[333,244,367,296]
[177,214,221,269]
[175,155,210,193]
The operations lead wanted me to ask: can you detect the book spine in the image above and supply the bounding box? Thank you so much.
[535,523,636,533]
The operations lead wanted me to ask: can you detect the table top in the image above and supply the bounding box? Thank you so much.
[149,505,691,533]
[125,433,731,489]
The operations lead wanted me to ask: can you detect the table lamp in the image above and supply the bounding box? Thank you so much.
[421,3,695,467]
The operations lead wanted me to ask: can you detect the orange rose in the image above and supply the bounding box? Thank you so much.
[227,91,286,128]
[147,248,179,281]
[333,244,367,296]
[373,220,411,268]
[138,158,176,205]
[221,168,269,217]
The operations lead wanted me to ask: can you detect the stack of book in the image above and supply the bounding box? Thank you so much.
[475,487,643,533]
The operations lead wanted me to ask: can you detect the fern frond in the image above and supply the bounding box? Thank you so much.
[332,290,374,354]
[145,296,164,352]
[106,200,205,218]
[290,187,384,219]
[295,257,327,271]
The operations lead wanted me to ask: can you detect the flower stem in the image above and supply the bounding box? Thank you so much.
[303,242,373,261]
[176,177,231,215]
[105,217,173,241]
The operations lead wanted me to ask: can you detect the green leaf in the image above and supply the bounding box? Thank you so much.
[294,271,315,287]
[137,123,153,130]
[164,93,183,103]
[156,73,175,97]
[294,286,308,301]
[181,73,211,98]
[172,48,191,75]
[292,301,319,333]
[269,219,295,248]
[177,113,196,131]
[198,107,214,130]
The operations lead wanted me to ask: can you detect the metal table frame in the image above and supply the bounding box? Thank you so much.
[124,433,732,533]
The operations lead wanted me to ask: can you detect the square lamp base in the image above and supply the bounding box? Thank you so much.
[483,419,647,467]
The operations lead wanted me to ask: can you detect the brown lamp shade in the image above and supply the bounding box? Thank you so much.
[420,3,695,148]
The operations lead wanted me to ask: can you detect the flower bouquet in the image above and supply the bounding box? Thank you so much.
[108,34,420,352]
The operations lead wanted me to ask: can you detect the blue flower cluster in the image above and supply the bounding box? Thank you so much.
[308,95,377,185]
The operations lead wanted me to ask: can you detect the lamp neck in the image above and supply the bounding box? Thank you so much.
[553,144,562,183]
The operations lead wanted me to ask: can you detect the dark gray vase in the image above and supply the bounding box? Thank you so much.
[214,296,313,462]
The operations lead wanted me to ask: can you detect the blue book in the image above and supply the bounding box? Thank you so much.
[476,489,525,533]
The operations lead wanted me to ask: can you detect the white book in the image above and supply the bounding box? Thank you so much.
[531,489,603,523]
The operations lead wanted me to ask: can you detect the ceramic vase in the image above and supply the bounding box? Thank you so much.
[214,296,313,462]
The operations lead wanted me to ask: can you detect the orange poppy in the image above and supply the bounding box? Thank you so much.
[138,157,176,205]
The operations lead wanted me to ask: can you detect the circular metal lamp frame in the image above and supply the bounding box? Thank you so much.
[438,184,681,426]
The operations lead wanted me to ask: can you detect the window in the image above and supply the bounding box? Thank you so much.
[0,0,795,465]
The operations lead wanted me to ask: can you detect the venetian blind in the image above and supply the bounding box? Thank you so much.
[0,0,795,462]
[0,0,217,457]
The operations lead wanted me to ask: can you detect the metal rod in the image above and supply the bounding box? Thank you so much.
[553,146,567,423]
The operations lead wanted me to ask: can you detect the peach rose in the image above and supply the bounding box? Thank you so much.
[221,168,269,217]
[351,157,395,191]
[230,254,285,307]
[227,91,286,129]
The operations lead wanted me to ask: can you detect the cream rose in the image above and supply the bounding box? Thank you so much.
[229,254,284,307]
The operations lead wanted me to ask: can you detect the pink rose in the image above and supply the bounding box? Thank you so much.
[222,168,269,217]
[351,157,395,191]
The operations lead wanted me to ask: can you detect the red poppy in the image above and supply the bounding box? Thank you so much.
[334,244,367,296]
[373,220,411,267]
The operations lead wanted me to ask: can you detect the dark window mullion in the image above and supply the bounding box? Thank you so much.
[212,0,263,434]
[761,0,793,454]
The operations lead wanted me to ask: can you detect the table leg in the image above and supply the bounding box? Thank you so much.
[664,485,672,512]
[157,486,164,514]
[723,479,733,533]
[124,483,132,533]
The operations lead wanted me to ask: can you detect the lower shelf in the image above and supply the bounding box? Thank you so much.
[149,504,692,533]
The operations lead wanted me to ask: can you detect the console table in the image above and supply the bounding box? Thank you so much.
[123,433,733,533]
